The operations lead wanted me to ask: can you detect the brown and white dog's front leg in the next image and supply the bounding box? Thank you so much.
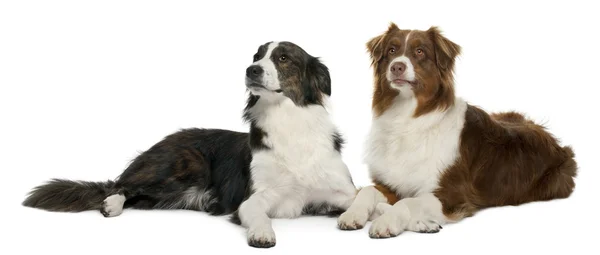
[337,186,388,230]
[238,190,280,248]
[369,193,446,238]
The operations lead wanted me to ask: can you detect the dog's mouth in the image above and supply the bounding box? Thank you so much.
[391,78,417,86]
[246,82,266,89]
[246,81,283,93]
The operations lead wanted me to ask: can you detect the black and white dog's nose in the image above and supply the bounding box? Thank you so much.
[246,65,263,79]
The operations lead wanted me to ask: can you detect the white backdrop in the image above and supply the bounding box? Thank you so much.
[1,0,597,254]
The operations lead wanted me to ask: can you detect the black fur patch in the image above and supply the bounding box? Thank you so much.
[332,131,344,152]
[23,128,254,216]
[242,94,271,152]
[242,94,260,122]
[229,210,242,225]
[249,123,270,151]
[262,41,332,106]
[302,203,345,217]
[252,42,270,62]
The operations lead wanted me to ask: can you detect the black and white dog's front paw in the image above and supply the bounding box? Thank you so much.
[247,226,276,248]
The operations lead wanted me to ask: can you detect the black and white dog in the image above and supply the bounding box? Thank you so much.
[23,41,357,248]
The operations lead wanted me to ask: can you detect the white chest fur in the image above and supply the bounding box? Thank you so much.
[249,97,352,194]
[364,96,467,197]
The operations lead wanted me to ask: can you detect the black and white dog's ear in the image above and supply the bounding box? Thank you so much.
[303,57,331,100]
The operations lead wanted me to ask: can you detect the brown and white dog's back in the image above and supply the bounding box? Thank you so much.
[337,23,577,238]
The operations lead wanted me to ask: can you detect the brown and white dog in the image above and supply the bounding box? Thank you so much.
[337,23,578,238]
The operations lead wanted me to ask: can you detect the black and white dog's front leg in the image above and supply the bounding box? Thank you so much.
[237,190,281,248]
[369,193,446,238]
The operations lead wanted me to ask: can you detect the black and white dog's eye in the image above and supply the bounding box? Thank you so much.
[253,55,259,61]
[279,55,287,62]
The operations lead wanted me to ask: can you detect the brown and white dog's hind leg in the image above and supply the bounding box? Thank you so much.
[369,193,446,238]
[337,186,388,230]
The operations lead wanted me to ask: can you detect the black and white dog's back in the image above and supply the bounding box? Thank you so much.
[236,41,356,248]
[23,128,252,217]
[22,41,357,248]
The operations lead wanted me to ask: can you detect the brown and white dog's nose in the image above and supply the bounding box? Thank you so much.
[246,65,263,79]
[390,62,406,76]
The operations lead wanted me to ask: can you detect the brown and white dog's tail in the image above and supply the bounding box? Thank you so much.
[533,145,578,201]
[556,145,578,194]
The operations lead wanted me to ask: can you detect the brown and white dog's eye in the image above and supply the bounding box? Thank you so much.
[416,48,424,56]
[388,47,396,55]
[279,55,288,62]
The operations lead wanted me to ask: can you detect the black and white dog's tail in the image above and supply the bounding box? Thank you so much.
[22,178,114,212]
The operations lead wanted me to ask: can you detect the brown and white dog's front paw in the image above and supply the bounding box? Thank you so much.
[407,218,442,233]
[368,212,404,238]
[247,226,276,248]
[337,209,369,230]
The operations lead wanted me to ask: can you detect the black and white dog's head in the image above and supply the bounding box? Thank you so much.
[245,41,331,106]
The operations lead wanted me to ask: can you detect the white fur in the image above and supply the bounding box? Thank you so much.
[386,55,416,88]
[102,194,126,217]
[369,194,445,238]
[253,42,281,91]
[387,32,416,89]
[403,31,412,55]
[372,202,392,219]
[337,186,386,229]
[180,187,209,210]
[366,96,467,197]
[338,83,467,234]
[163,187,212,210]
[238,96,356,245]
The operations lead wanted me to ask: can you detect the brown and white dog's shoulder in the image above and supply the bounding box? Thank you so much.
[338,23,577,238]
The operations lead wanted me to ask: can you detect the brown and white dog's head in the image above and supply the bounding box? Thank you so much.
[245,41,331,107]
[367,23,461,117]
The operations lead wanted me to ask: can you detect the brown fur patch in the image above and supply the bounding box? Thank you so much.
[373,182,400,204]
[366,23,460,118]
[366,24,578,223]
[367,23,401,117]
[434,105,577,221]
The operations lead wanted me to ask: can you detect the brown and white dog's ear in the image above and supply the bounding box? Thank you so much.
[366,34,385,65]
[427,26,461,72]
[366,22,399,65]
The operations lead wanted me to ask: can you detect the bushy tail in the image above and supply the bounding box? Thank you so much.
[22,179,115,212]
[560,146,577,178]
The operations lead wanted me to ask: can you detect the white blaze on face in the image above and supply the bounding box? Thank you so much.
[254,42,281,91]
[386,31,416,91]
[386,55,416,83]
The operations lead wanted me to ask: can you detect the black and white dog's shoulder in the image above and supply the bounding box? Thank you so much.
[235,41,356,248]
[22,41,356,249]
